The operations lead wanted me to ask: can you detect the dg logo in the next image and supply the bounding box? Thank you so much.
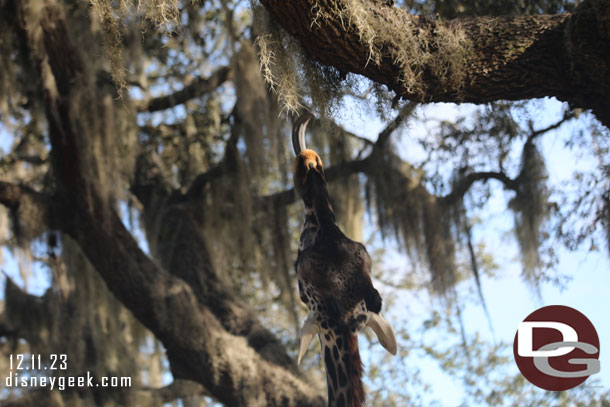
[513,305,600,391]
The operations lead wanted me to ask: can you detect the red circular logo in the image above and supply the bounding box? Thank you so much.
[513,305,600,391]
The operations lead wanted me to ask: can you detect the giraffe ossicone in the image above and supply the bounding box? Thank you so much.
[298,311,320,366]
[366,312,398,355]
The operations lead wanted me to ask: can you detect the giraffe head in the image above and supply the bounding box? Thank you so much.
[293,148,326,199]
[298,308,397,407]
[298,309,397,368]
[297,305,397,406]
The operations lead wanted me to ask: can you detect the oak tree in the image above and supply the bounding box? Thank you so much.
[0,0,608,406]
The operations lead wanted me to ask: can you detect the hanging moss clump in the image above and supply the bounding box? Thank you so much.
[509,139,550,284]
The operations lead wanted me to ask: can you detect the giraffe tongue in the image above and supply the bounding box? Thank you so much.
[367,312,398,355]
[297,311,320,366]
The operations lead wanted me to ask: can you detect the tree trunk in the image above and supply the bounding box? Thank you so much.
[6,0,325,404]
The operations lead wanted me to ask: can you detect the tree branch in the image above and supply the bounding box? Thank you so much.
[528,109,576,141]
[441,171,519,206]
[136,67,232,112]
[1,275,56,347]
[0,181,48,240]
[260,114,519,213]
[338,127,374,146]
[260,0,610,128]
[434,109,576,206]
[374,102,416,147]
[17,1,324,404]
[0,153,48,169]
[0,181,32,209]
[182,122,240,200]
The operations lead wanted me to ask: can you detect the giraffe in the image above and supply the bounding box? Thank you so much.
[292,113,397,407]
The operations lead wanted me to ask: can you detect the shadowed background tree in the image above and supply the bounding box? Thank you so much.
[0,0,609,406]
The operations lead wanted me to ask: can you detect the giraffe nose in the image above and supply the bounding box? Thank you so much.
[309,162,315,170]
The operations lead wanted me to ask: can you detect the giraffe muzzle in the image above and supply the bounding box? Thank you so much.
[297,310,398,367]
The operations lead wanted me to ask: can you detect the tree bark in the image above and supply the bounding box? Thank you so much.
[6,0,325,405]
[259,0,610,128]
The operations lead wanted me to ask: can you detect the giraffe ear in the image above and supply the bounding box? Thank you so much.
[297,311,319,366]
[367,312,398,355]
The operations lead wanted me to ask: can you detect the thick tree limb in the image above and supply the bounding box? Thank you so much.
[132,153,301,372]
[136,67,232,112]
[12,0,324,405]
[52,193,323,406]
[259,0,610,127]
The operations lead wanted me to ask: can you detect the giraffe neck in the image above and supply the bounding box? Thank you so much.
[320,326,365,407]
[310,173,336,229]
[298,205,318,251]
[299,180,339,252]
[297,281,370,407]
[296,173,367,406]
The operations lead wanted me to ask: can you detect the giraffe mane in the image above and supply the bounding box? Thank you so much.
[346,333,365,407]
